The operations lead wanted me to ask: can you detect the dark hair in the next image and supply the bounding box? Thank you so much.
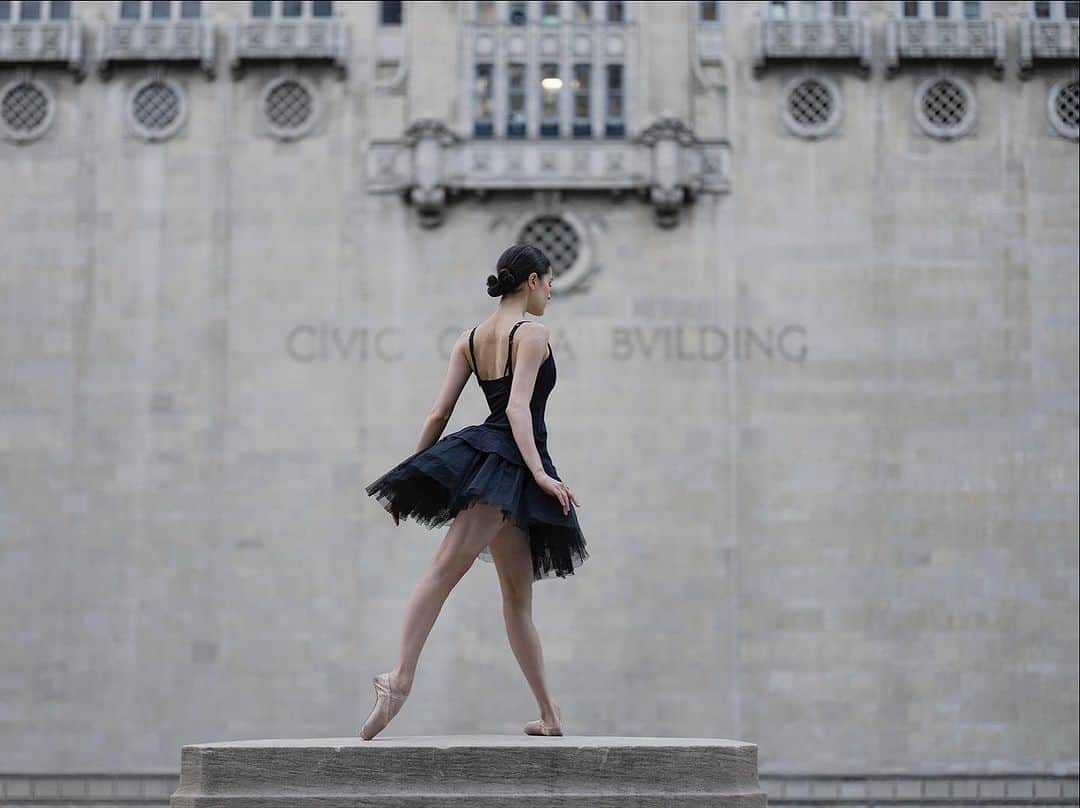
[486,244,551,298]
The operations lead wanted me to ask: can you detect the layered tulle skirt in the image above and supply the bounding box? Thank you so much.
[364,423,588,581]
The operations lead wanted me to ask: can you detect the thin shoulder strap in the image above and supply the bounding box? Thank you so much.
[505,320,528,375]
[468,326,479,374]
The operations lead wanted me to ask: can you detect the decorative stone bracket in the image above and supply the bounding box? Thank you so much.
[367,117,730,229]
[401,119,463,228]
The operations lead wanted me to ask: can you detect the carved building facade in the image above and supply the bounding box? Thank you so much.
[1,0,1078,797]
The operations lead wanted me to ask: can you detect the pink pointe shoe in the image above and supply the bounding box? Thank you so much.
[524,702,563,736]
[360,672,408,740]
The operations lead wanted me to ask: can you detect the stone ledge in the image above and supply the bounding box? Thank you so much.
[169,734,766,807]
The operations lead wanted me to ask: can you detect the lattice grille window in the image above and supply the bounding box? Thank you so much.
[781,75,842,138]
[1048,78,1080,140]
[913,75,976,139]
[261,75,319,140]
[518,215,580,277]
[129,78,186,141]
[0,79,55,143]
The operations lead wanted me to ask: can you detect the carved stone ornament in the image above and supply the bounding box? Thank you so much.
[366,116,730,230]
[401,118,463,148]
[635,116,701,147]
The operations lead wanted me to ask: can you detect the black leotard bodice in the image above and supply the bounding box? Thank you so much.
[469,320,555,443]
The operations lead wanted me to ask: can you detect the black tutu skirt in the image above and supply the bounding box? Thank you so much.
[364,423,588,581]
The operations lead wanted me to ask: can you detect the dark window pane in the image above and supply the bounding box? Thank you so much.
[699,1,719,21]
[508,62,527,137]
[573,62,591,124]
[606,63,622,90]
[831,0,848,17]
[0,1,10,20]
[50,0,71,18]
[540,62,560,136]
[902,0,918,17]
[251,0,271,16]
[282,0,302,17]
[606,0,623,22]
[1065,0,1079,18]
[572,122,592,138]
[19,0,42,19]
[474,62,494,134]
[508,1,526,24]
[574,1,590,22]
[119,0,140,19]
[962,0,980,19]
[179,0,200,17]
[605,63,623,138]
[933,1,949,18]
[312,0,332,16]
[380,0,401,24]
[150,0,171,19]
[1033,0,1051,16]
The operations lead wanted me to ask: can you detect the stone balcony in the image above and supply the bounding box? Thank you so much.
[97,19,216,80]
[170,734,768,807]
[367,118,731,229]
[752,18,872,78]
[1019,18,1080,79]
[0,18,86,80]
[228,17,349,80]
[885,16,1006,78]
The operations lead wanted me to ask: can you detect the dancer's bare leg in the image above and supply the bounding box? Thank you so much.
[389,502,507,696]
[489,521,559,725]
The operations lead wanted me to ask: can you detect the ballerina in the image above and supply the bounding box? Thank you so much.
[361,243,589,740]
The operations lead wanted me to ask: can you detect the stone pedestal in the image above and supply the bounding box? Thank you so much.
[171,734,768,807]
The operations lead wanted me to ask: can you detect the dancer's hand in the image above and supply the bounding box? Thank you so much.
[534,472,580,516]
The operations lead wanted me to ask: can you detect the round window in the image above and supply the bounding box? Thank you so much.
[1048,78,1079,142]
[0,78,55,143]
[518,215,581,279]
[914,76,976,140]
[130,77,186,141]
[262,76,319,140]
[781,75,843,139]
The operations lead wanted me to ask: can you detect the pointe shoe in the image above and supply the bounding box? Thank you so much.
[524,702,563,736]
[360,672,409,740]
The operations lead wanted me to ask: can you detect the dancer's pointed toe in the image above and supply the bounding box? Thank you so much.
[360,672,408,740]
